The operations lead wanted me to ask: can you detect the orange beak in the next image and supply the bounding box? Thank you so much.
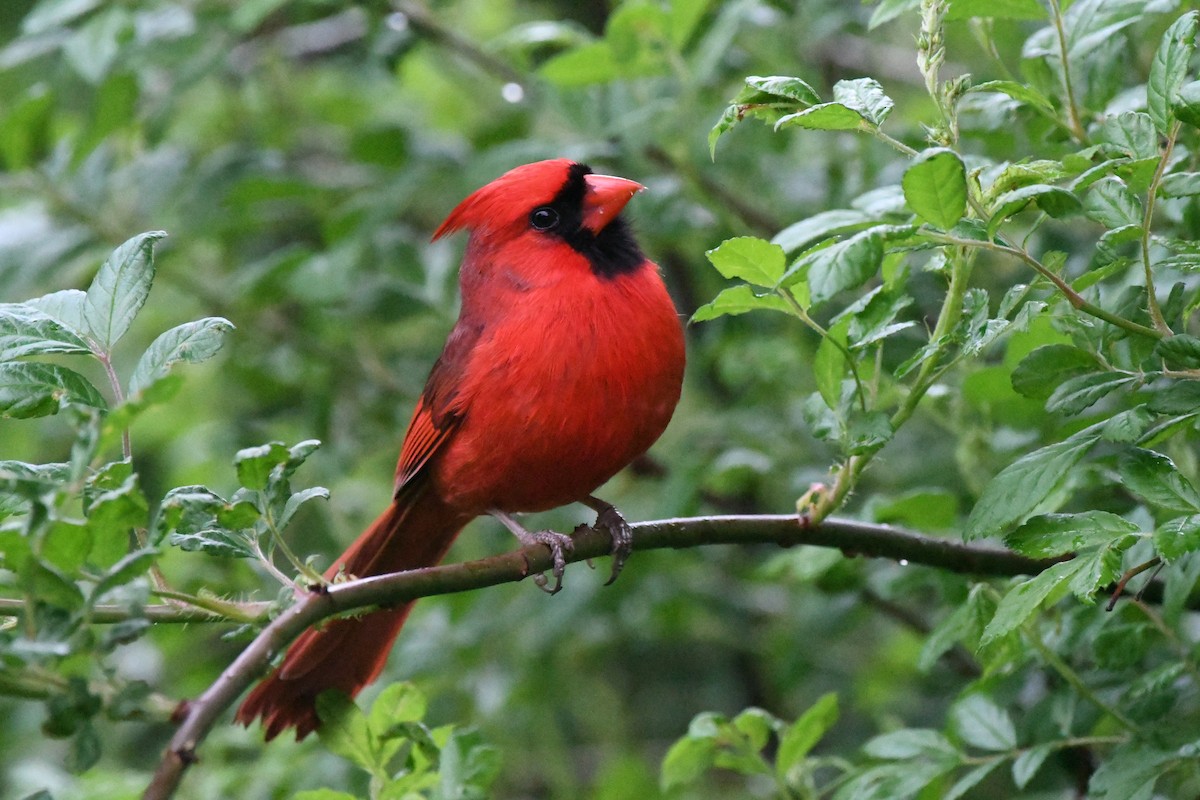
[581,174,644,234]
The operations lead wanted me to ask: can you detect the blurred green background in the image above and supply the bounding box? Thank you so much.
[0,0,1087,797]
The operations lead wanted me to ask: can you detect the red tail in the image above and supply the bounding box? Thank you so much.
[235,496,469,739]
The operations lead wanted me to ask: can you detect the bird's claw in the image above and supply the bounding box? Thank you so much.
[517,529,574,594]
[592,503,634,585]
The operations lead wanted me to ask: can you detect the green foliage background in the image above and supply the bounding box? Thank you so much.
[5,0,1200,798]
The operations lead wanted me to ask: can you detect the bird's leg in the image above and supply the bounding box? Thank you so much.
[583,495,634,585]
[490,509,574,594]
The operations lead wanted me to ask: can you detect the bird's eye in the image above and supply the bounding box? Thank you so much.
[530,207,559,231]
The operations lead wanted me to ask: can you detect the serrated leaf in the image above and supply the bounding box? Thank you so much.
[368,682,427,733]
[23,558,86,610]
[25,289,88,335]
[90,547,156,605]
[705,237,786,286]
[863,728,957,760]
[965,433,1099,539]
[1087,744,1170,800]
[981,562,1082,644]
[1154,515,1200,562]
[278,486,330,530]
[235,442,290,491]
[1118,448,1200,513]
[772,209,874,254]
[1006,512,1139,558]
[1159,172,1200,197]
[744,75,820,105]
[968,80,1056,113]
[1155,334,1200,369]
[661,734,717,791]
[776,102,864,131]
[903,148,967,229]
[0,303,91,360]
[1013,743,1053,789]
[1045,371,1136,415]
[692,285,791,322]
[1011,345,1097,400]
[128,317,234,397]
[1147,380,1200,414]
[832,77,893,126]
[951,694,1017,751]
[775,693,837,779]
[316,691,378,769]
[82,231,166,350]
[989,185,1081,234]
[0,362,107,418]
[1095,112,1159,160]
[784,230,883,304]
[1084,177,1141,228]
[1148,11,1199,134]
[813,320,849,411]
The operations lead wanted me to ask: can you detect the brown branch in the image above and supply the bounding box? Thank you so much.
[142,512,1058,800]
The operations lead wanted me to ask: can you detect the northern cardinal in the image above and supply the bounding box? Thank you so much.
[236,159,686,739]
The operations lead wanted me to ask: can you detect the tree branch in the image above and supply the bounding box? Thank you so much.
[143,512,1059,800]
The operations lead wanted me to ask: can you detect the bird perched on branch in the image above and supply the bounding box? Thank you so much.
[236,158,686,739]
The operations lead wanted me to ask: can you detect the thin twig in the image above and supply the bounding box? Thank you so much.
[142,513,1063,800]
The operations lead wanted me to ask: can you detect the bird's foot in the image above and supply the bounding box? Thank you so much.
[585,496,634,585]
[491,509,574,594]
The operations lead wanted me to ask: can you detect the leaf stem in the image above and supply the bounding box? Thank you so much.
[1023,623,1140,732]
[1141,119,1181,335]
[1046,0,1087,142]
[929,233,1164,340]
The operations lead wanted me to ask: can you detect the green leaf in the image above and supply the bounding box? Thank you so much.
[82,231,167,350]
[989,185,1081,234]
[1044,371,1136,415]
[773,209,875,254]
[776,102,865,131]
[0,303,91,360]
[1095,112,1159,160]
[90,547,157,605]
[1011,344,1098,400]
[832,77,893,126]
[660,734,717,791]
[234,442,290,491]
[903,148,967,229]
[1006,511,1138,558]
[1175,80,1200,128]
[691,285,791,322]
[705,237,786,286]
[946,762,1002,800]
[278,486,330,531]
[863,728,957,760]
[128,317,234,397]
[368,682,427,734]
[23,558,86,610]
[951,694,1017,751]
[1012,743,1053,789]
[743,75,820,105]
[846,410,893,456]
[785,230,883,305]
[968,80,1056,114]
[1147,380,1200,414]
[1154,515,1200,562]
[87,474,149,568]
[982,560,1090,644]
[965,433,1099,539]
[1087,744,1170,800]
[26,289,87,335]
[0,362,107,418]
[775,693,837,779]
[1148,11,1199,134]
[1155,334,1200,369]
[813,320,849,410]
[1159,171,1200,197]
[1118,448,1200,513]
[315,691,378,770]
[1084,177,1142,228]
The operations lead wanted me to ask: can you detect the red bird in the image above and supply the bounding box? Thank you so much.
[236,159,686,739]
